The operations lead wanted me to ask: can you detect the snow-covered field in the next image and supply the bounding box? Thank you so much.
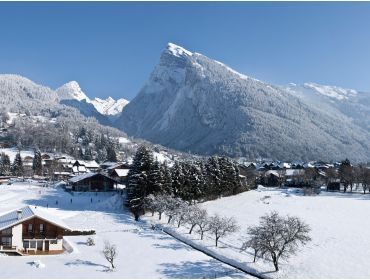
[149,186,370,278]
[0,182,249,279]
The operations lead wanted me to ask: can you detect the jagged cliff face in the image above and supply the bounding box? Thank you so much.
[117,43,370,162]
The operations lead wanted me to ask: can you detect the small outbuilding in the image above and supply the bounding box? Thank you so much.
[327,182,340,192]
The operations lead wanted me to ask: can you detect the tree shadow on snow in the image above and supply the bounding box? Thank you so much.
[158,259,245,279]
[152,242,192,251]
[23,187,123,213]
[65,259,111,272]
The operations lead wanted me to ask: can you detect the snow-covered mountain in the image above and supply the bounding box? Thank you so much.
[56,81,90,102]
[56,81,128,117]
[117,43,370,162]
[283,82,370,132]
[90,97,129,116]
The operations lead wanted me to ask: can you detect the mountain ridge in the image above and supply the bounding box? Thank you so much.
[56,81,129,116]
[117,43,370,162]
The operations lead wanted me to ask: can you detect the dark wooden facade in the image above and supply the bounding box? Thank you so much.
[71,173,116,191]
[327,182,340,192]
[22,217,65,239]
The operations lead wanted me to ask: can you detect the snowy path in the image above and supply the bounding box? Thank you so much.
[158,224,261,279]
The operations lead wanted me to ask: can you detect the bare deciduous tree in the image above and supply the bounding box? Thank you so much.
[242,211,311,271]
[186,205,208,234]
[102,241,118,270]
[209,214,239,247]
[196,214,211,240]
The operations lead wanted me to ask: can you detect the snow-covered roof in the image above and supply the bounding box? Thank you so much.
[74,160,100,168]
[0,205,71,231]
[54,172,72,175]
[113,169,129,177]
[285,169,304,176]
[278,162,291,169]
[265,170,281,177]
[107,162,129,170]
[69,172,98,183]
[101,161,117,167]
[72,166,87,173]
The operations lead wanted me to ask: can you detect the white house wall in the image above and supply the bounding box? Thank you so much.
[49,239,63,251]
[11,224,23,250]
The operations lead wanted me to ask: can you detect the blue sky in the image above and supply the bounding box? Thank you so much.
[1,2,370,100]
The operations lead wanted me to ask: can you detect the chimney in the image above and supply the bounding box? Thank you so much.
[16,209,22,220]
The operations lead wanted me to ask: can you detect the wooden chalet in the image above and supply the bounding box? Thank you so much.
[68,172,117,192]
[0,206,71,255]
[72,160,100,174]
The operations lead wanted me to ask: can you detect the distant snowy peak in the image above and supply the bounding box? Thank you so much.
[56,81,128,116]
[90,97,129,116]
[166,42,193,58]
[56,81,90,102]
[304,83,358,100]
[163,42,257,83]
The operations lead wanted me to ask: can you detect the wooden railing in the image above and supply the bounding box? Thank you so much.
[0,245,17,251]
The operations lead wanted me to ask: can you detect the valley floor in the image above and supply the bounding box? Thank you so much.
[0,183,248,279]
[146,186,370,278]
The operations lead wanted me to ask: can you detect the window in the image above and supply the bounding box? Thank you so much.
[23,241,29,248]
[1,237,11,246]
[0,228,11,235]
[28,224,33,233]
[40,224,44,233]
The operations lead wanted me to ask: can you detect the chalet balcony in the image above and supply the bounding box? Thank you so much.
[0,245,24,256]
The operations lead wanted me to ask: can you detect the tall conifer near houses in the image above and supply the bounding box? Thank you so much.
[32,149,43,176]
[12,151,24,176]
[127,145,155,220]
[0,153,11,175]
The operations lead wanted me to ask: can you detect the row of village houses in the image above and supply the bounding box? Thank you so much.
[239,160,343,171]
[238,160,359,191]
[4,154,131,192]
[19,154,128,179]
[8,153,365,193]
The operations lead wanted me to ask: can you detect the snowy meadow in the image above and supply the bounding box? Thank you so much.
[144,186,370,278]
[0,182,249,279]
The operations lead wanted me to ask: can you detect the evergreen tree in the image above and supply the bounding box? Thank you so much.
[178,161,191,201]
[339,158,354,192]
[126,145,155,220]
[219,157,242,195]
[83,146,93,160]
[0,153,11,175]
[171,161,184,196]
[106,145,117,162]
[97,147,108,163]
[12,152,24,176]
[32,149,43,176]
[179,161,203,203]
[147,160,162,194]
[161,162,173,194]
[205,156,222,199]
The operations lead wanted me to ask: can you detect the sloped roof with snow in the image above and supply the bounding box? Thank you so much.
[69,172,97,183]
[74,160,100,168]
[113,169,129,177]
[0,206,71,231]
[69,172,116,183]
